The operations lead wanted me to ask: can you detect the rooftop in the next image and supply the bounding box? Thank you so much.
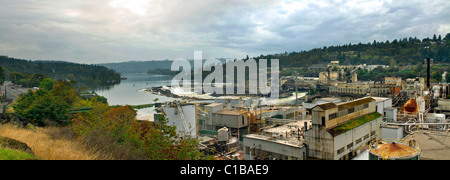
[214,110,248,116]
[371,96,391,102]
[244,120,310,148]
[337,97,375,111]
[205,103,223,107]
[316,103,338,110]
[328,112,382,136]
[370,142,419,159]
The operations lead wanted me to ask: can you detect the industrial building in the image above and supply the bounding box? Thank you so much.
[329,82,372,95]
[304,97,383,160]
[155,101,198,138]
[243,97,386,160]
[243,120,311,160]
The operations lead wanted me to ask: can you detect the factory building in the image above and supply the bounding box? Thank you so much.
[244,97,384,160]
[243,120,311,160]
[304,97,383,160]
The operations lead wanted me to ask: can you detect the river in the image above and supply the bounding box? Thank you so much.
[95,72,306,120]
[95,73,176,120]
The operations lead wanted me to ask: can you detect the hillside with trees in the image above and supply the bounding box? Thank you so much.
[255,33,450,68]
[0,56,122,88]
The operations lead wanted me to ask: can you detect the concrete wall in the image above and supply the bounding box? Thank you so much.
[212,114,248,129]
[334,118,382,160]
[381,126,403,141]
[163,105,197,138]
[376,99,392,115]
[243,135,306,160]
[304,124,335,160]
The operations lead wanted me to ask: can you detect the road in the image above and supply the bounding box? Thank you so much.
[0,82,30,112]
[1,82,30,101]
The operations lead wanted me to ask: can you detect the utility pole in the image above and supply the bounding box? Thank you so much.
[295,71,298,106]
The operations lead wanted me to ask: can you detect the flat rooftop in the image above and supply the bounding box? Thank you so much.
[244,120,311,148]
[371,96,391,102]
[403,130,450,160]
[214,110,248,116]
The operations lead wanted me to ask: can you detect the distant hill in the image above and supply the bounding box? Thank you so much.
[0,55,121,88]
[100,59,228,74]
[100,60,175,73]
[255,33,450,68]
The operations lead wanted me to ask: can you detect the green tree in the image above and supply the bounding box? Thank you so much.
[39,78,54,91]
[432,71,443,82]
[14,89,70,126]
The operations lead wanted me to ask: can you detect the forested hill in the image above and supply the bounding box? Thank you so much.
[100,60,174,73]
[0,55,121,87]
[255,33,450,68]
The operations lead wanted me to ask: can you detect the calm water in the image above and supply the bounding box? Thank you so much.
[96,73,176,105]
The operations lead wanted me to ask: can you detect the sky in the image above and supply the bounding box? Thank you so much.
[0,0,449,64]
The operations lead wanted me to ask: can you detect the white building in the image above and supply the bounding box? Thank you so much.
[243,120,310,160]
[159,102,198,138]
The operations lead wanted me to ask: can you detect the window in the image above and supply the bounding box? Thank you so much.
[322,117,325,126]
[329,113,337,120]
[363,104,369,109]
[364,134,370,140]
[347,143,353,149]
[348,108,354,114]
[337,147,345,154]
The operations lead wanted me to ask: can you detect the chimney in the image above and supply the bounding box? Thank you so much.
[427,57,431,89]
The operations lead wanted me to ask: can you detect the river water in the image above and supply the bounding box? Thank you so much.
[95,73,176,120]
[95,72,306,120]
[96,73,176,105]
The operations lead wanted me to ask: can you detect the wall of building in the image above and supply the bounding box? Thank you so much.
[375,98,392,115]
[212,113,248,129]
[334,118,382,160]
[381,126,403,141]
[243,135,306,160]
[329,83,371,95]
[305,98,381,160]
[326,101,377,129]
[304,123,335,160]
[163,104,198,138]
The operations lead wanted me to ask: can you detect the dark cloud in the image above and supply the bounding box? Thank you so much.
[0,0,448,63]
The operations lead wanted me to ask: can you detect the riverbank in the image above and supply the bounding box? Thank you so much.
[142,85,305,104]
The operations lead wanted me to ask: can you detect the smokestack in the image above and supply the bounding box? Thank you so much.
[427,57,431,89]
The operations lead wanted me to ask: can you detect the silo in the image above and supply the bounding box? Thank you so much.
[369,140,420,160]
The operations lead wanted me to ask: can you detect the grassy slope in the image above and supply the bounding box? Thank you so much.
[0,147,37,160]
[0,124,100,160]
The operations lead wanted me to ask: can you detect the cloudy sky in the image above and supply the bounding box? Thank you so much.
[0,0,449,64]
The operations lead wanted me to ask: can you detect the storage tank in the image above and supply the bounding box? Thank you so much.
[369,140,420,160]
[403,98,418,113]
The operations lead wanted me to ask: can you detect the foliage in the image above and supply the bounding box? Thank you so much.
[13,80,81,127]
[329,112,382,136]
[8,72,45,88]
[39,78,54,91]
[0,56,121,88]
[0,147,37,160]
[356,64,449,83]
[255,33,450,69]
[70,105,208,160]
[14,89,71,126]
